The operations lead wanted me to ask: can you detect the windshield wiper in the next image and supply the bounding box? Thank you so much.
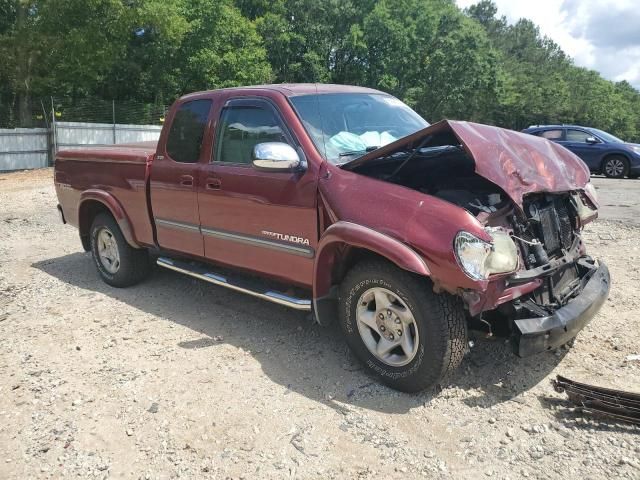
[338,146,380,158]
[385,135,433,181]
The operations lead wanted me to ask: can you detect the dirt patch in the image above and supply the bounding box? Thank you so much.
[1,169,639,479]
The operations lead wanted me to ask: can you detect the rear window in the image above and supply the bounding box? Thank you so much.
[537,129,563,140]
[166,99,212,163]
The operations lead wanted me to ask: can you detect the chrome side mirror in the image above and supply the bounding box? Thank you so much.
[252,142,301,172]
[585,136,600,144]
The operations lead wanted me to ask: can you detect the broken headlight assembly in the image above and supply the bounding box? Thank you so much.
[454,228,519,280]
[584,182,598,205]
[571,184,599,225]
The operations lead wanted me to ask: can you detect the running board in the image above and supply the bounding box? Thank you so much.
[156,257,311,311]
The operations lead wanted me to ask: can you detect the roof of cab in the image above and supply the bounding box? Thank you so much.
[182,83,385,100]
[524,124,589,130]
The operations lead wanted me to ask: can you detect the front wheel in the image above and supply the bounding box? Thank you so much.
[90,213,150,287]
[602,156,628,178]
[338,259,467,392]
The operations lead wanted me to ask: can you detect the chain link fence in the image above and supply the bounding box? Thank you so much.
[0,97,169,171]
[0,97,168,129]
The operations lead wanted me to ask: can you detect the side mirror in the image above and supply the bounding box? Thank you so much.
[252,142,301,172]
[585,136,600,144]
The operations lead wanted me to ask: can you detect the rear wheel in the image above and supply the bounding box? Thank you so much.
[602,156,628,178]
[338,259,467,392]
[90,213,150,287]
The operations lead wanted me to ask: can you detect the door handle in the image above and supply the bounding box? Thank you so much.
[179,175,194,187]
[206,177,222,190]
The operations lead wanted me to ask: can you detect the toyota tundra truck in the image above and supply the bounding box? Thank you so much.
[54,84,610,392]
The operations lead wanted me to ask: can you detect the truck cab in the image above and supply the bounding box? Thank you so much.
[150,88,322,288]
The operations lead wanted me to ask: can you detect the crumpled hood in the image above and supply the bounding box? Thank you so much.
[343,120,592,207]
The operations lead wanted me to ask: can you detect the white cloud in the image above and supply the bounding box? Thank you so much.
[456,0,640,89]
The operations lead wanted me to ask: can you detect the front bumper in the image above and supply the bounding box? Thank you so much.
[513,261,610,357]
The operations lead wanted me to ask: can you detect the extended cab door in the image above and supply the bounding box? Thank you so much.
[197,97,318,287]
[150,98,213,256]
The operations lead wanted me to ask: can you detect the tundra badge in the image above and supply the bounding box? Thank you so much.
[261,230,310,246]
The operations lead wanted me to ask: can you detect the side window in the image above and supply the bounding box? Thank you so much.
[166,99,212,163]
[216,105,288,164]
[538,129,563,140]
[565,129,591,143]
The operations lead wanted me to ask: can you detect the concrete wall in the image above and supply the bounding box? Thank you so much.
[0,122,162,171]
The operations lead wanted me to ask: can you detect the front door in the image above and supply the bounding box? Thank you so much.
[197,97,318,287]
[559,129,605,170]
[150,98,213,256]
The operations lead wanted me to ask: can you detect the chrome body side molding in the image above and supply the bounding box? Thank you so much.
[200,226,314,258]
[154,218,314,258]
[155,218,201,232]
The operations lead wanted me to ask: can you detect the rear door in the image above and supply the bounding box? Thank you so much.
[197,96,318,287]
[150,98,213,256]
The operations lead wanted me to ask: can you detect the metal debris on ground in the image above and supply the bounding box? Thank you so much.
[553,375,640,425]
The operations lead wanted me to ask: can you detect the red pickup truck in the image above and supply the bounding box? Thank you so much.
[55,84,610,392]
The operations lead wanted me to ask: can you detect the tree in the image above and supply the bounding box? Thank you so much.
[0,0,133,125]
[176,0,272,92]
[2,0,640,141]
[102,0,190,103]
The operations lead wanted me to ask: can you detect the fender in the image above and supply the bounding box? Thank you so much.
[312,221,431,325]
[78,190,141,249]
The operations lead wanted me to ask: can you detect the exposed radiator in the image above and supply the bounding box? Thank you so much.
[536,198,574,254]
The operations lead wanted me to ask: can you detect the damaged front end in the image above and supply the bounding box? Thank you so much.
[440,187,610,357]
[472,191,611,356]
[343,120,610,357]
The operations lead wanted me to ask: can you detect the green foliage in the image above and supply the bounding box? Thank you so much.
[177,0,271,92]
[2,0,640,142]
[0,0,271,125]
[465,2,640,141]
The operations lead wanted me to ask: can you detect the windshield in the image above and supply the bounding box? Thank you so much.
[590,128,624,143]
[289,93,429,164]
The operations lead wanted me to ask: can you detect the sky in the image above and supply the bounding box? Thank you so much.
[456,0,640,89]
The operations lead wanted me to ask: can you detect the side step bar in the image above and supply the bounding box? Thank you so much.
[156,257,311,311]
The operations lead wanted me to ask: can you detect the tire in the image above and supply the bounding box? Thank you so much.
[90,213,150,287]
[602,155,628,178]
[338,259,467,392]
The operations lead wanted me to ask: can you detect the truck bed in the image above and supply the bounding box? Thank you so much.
[55,141,157,247]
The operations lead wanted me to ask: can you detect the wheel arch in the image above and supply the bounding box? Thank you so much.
[312,221,431,325]
[600,152,630,174]
[78,190,140,251]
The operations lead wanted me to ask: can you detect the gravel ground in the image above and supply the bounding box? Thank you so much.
[0,168,638,480]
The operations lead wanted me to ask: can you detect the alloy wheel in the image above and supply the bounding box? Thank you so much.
[96,227,120,274]
[355,287,419,367]
[605,158,625,178]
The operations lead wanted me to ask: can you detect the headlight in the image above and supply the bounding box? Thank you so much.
[454,232,492,280]
[454,228,519,280]
[630,145,640,156]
